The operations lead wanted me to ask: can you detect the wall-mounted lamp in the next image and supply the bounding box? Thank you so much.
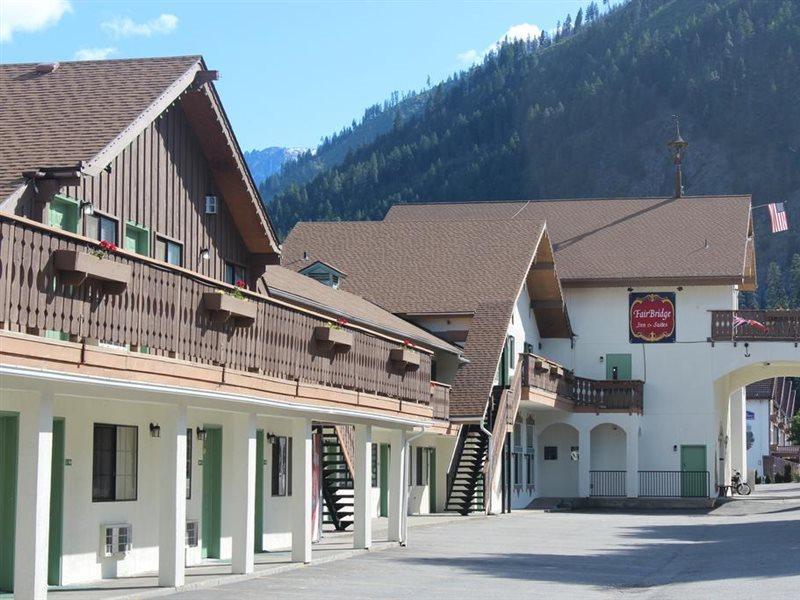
[149,422,161,438]
[677,286,684,291]
[199,248,210,261]
[266,432,278,444]
[673,444,678,452]
[599,356,605,363]
[744,342,751,358]
[627,287,634,292]
[196,426,207,442]
[80,200,94,215]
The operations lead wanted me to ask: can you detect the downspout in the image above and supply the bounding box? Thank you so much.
[400,428,427,546]
[478,400,493,515]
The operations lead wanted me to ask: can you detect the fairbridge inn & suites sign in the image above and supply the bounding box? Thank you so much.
[629,292,676,343]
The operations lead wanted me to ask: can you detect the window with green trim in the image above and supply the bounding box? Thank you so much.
[49,195,80,233]
[124,222,150,256]
[224,261,246,286]
[44,330,70,341]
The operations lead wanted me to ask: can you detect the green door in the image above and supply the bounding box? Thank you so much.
[201,427,222,559]
[605,354,632,380]
[428,448,437,513]
[254,430,264,553]
[48,419,65,585]
[499,336,515,387]
[0,414,19,592]
[680,445,707,497]
[379,444,389,517]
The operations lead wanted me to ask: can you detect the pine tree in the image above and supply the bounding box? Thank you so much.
[575,8,584,31]
[764,262,789,308]
[788,253,800,308]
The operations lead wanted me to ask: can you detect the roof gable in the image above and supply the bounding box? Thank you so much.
[0,56,279,254]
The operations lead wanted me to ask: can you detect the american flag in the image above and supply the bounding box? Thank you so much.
[767,202,789,233]
[733,314,768,333]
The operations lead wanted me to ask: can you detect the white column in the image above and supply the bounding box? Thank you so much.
[387,429,406,543]
[626,425,639,498]
[159,404,187,587]
[231,413,257,574]
[291,417,312,563]
[14,393,53,600]
[729,388,747,483]
[578,427,591,498]
[353,424,372,549]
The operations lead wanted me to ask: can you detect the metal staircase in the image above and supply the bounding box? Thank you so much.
[444,424,487,514]
[319,425,355,531]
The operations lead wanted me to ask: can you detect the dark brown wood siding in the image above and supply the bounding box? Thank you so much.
[42,104,250,281]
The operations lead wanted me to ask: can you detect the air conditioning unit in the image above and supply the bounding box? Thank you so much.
[186,520,199,547]
[101,523,132,557]
[205,195,218,214]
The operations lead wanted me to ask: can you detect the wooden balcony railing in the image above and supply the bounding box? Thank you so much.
[710,310,800,342]
[0,214,434,406]
[430,381,451,420]
[521,354,644,413]
[770,445,800,458]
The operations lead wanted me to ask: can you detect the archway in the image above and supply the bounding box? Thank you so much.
[589,423,627,497]
[537,423,579,497]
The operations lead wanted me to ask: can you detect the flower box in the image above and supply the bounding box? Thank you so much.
[202,292,257,324]
[314,326,353,350]
[390,347,420,369]
[53,249,131,294]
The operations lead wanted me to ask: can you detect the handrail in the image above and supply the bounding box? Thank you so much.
[445,425,469,508]
[333,425,356,476]
[483,353,525,503]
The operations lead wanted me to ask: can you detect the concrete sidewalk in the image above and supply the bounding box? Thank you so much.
[44,514,481,600]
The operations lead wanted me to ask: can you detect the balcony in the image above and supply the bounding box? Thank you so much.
[521,354,644,414]
[771,445,800,460]
[710,310,800,342]
[0,214,435,407]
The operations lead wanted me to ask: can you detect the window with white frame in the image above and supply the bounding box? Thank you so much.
[271,436,292,496]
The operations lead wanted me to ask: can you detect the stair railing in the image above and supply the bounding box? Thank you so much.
[484,353,524,513]
[333,425,356,477]
[445,425,468,508]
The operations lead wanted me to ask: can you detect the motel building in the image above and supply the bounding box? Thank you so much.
[283,175,800,513]
[0,57,465,598]
[746,378,798,481]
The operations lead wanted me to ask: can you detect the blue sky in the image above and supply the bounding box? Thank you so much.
[1,0,603,150]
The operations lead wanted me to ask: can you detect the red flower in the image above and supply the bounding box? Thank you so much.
[337,317,349,326]
[403,339,413,347]
[99,240,118,253]
[235,279,247,288]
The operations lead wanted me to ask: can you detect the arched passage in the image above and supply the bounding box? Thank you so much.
[589,424,628,497]
[537,423,579,497]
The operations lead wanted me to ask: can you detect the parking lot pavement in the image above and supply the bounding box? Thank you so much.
[168,485,800,600]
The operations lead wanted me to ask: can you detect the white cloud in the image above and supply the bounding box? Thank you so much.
[74,46,116,61]
[101,13,178,38]
[0,0,72,42]
[458,22,542,65]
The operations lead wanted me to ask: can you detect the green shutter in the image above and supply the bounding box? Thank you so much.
[49,196,80,233]
[124,223,150,256]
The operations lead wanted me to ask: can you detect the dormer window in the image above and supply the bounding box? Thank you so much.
[299,260,346,289]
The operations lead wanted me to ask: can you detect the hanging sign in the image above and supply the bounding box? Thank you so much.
[629,292,676,343]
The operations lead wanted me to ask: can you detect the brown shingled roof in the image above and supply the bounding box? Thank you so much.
[384,196,755,287]
[282,219,566,417]
[262,266,461,356]
[0,56,201,201]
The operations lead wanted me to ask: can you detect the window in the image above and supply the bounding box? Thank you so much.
[523,341,534,355]
[507,336,515,370]
[544,446,558,461]
[185,521,198,547]
[271,436,292,496]
[186,429,192,500]
[525,417,534,449]
[415,447,424,486]
[49,195,80,233]
[156,235,183,266]
[85,212,118,245]
[513,417,523,449]
[371,443,378,487]
[124,222,150,256]
[224,261,246,286]
[93,424,138,501]
[513,451,522,485]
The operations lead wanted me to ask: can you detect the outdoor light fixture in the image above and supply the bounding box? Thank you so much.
[744,342,751,358]
[80,200,94,215]
[627,287,634,292]
[196,426,207,442]
[266,432,278,444]
[149,423,161,438]
[199,248,210,261]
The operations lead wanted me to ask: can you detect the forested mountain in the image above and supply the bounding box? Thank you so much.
[268,0,800,306]
[258,89,429,202]
[244,147,305,186]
